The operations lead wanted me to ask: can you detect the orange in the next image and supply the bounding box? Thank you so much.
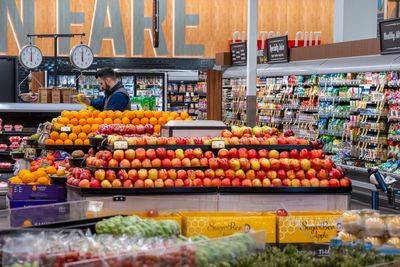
[45,139,55,145]
[154,111,162,119]
[115,111,123,119]
[55,139,64,145]
[72,126,82,135]
[114,118,122,124]
[91,124,99,132]
[127,111,136,119]
[64,139,73,145]
[53,123,62,131]
[18,170,30,178]
[104,118,113,125]
[136,110,144,119]
[37,177,50,185]
[122,117,130,125]
[87,117,94,125]
[132,118,140,125]
[33,170,47,180]
[79,118,87,126]
[167,116,174,122]
[162,112,170,118]
[82,125,91,134]
[74,139,83,145]
[144,110,153,118]
[98,111,107,120]
[149,117,158,125]
[21,173,35,184]
[78,132,87,140]
[80,110,90,119]
[158,117,166,125]
[141,117,149,125]
[67,124,74,129]
[70,118,79,126]
[68,133,78,141]
[50,131,59,141]
[61,110,70,118]
[106,111,116,119]
[84,139,90,145]
[59,132,68,141]
[171,112,179,119]
[57,117,69,125]
[88,132,94,137]
[175,117,182,120]
[71,111,79,119]
[92,110,100,118]
[154,124,161,133]
[94,117,103,125]
[45,166,57,175]
[180,112,189,119]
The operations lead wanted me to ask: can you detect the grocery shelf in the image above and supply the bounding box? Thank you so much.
[0,131,36,135]
[0,103,85,113]
[40,145,91,151]
[67,185,218,196]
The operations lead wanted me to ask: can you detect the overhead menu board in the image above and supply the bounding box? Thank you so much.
[230,42,247,66]
[380,18,400,54]
[267,36,289,64]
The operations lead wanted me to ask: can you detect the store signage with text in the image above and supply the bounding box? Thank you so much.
[267,36,289,64]
[380,18,400,54]
[230,42,247,66]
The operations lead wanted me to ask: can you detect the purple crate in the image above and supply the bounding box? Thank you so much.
[7,183,66,200]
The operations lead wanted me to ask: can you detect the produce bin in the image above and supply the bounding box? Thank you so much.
[161,120,229,137]
[7,184,66,201]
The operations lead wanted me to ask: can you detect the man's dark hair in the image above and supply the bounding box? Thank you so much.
[95,67,116,79]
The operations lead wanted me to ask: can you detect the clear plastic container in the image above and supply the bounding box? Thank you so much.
[14,125,23,132]
[386,237,400,248]
[342,210,363,234]
[385,215,400,237]
[3,125,12,132]
[364,216,386,237]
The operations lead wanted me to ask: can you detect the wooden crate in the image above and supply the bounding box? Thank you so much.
[38,88,52,103]
[52,88,61,103]
[61,88,77,103]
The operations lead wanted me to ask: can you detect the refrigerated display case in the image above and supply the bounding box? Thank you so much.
[135,73,165,111]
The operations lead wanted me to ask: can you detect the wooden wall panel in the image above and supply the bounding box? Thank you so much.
[207,70,222,120]
[0,0,334,58]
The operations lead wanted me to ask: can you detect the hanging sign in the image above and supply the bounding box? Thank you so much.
[379,18,400,54]
[267,36,289,63]
[153,0,159,48]
[230,42,247,66]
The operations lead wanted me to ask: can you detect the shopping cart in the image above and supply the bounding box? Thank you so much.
[368,168,399,210]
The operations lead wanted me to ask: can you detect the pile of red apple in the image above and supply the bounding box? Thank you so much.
[97,124,156,136]
[221,126,280,138]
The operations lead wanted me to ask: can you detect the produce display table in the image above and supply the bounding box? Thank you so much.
[67,186,351,212]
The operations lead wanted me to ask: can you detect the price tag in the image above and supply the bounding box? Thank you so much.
[60,126,71,132]
[114,141,128,150]
[211,140,225,149]
[24,148,36,160]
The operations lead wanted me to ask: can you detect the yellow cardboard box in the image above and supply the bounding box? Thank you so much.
[86,211,182,230]
[278,211,342,243]
[180,212,276,243]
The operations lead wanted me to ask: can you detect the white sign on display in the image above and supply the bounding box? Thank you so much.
[114,141,128,150]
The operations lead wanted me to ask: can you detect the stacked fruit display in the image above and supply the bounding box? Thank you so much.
[8,168,57,185]
[44,109,191,146]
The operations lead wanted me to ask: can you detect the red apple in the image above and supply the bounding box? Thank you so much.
[209,158,219,170]
[161,158,171,168]
[164,178,174,187]
[123,180,133,188]
[217,158,229,170]
[133,180,144,188]
[262,178,271,187]
[269,150,280,159]
[306,169,317,179]
[242,179,252,187]
[120,159,131,168]
[299,149,310,159]
[248,149,258,159]
[291,178,301,187]
[271,178,282,187]
[144,179,155,188]
[89,179,101,188]
[270,158,281,171]
[282,178,291,186]
[166,150,175,160]
[155,148,167,159]
[321,159,333,171]
[311,158,322,171]
[246,170,256,180]
[175,149,184,160]
[204,151,214,159]
[95,159,107,168]
[252,178,262,187]
[135,148,146,161]
[258,149,268,158]
[238,148,248,158]
[256,170,266,180]
[148,169,158,181]
[232,178,241,186]
[111,179,122,188]
[221,178,231,186]
[154,179,164,188]
[267,170,277,180]
[106,170,116,182]
[320,179,329,187]
[260,158,271,171]
[79,179,90,188]
[142,158,152,168]
[286,170,296,180]
[131,159,142,168]
[301,179,311,187]
[279,158,290,171]
[329,168,342,179]
[310,177,320,187]
[128,169,138,181]
[171,158,182,167]
[190,158,200,167]
[195,170,205,179]
[177,169,188,180]
[229,158,241,171]
[146,149,156,160]
[218,149,229,159]
[150,158,161,168]
[295,170,306,180]
[239,158,250,171]
[300,159,311,171]
[117,169,128,180]
[138,169,148,180]
[94,169,105,181]
[277,169,286,180]
[193,178,203,187]
[215,169,225,179]
[158,169,168,180]
[204,169,215,179]
[113,150,125,162]
[203,178,212,186]
[211,178,221,187]
[317,169,329,180]
[182,158,191,167]
[340,177,351,187]
[225,169,235,180]
[108,159,119,168]
[289,149,299,159]
[329,178,340,187]
[280,151,289,159]
[229,148,238,158]
[200,157,209,167]
[235,169,246,180]
[192,148,203,159]
[125,149,136,161]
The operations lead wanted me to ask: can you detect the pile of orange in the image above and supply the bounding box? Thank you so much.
[45,110,191,146]
[8,167,54,185]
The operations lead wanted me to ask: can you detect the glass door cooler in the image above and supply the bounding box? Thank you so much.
[135,74,164,111]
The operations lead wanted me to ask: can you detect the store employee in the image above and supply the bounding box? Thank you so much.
[79,68,131,111]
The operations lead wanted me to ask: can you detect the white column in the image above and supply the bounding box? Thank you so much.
[246,0,258,126]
